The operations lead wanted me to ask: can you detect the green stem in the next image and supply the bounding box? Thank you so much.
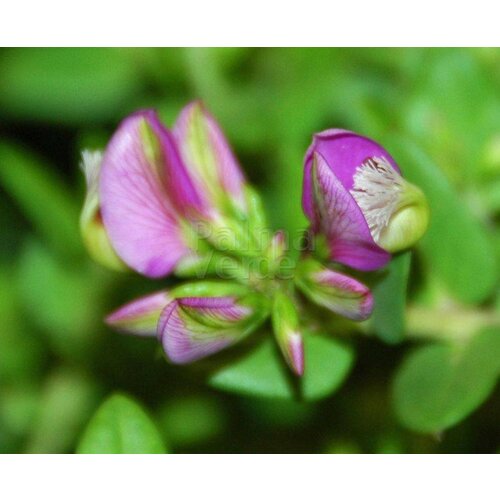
[405,306,500,344]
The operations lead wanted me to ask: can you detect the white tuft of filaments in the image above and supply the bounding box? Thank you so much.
[80,149,104,190]
[350,156,404,242]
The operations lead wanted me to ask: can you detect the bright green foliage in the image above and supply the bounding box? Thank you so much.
[209,334,353,400]
[17,240,108,360]
[77,393,167,454]
[0,48,142,124]
[402,49,500,185]
[393,327,500,433]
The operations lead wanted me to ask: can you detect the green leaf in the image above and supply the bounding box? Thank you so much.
[0,140,82,258]
[25,369,100,453]
[402,49,499,184]
[371,252,411,344]
[0,383,39,441]
[208,334,354,400]
[393,327,500,434]
[77,393,167,454]
[0,267,45,384]
[16,240,106,360]
[0,48,142,124]
[384,137,497,304]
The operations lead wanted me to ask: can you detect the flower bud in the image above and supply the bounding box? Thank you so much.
[271,291,304,376]
[173,101,248,218]
[96,105,267,278]
[303,130,429,270]
[295,257,373,321]
[105,291,171,336]
[158,284,270,364]
[174,102,268,257]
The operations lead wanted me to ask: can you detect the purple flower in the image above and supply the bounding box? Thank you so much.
[303,130,429,271]
[88,102,275,369]
[98,102,250,279]
[106,281,269,365]
[84,108,427,379]
[158,293,268,364]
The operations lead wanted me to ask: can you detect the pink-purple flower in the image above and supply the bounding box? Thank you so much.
[80,104,428,378]
[303,130,429,271]
[99,104,251,279]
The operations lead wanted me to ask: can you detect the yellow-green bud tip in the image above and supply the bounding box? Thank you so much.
[350,156,430,254]
[377,182,429,253]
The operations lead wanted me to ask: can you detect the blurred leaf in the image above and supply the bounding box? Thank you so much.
[0,48,143,124]
[393,327,500,434]
[385,137,497,304]
[403,49,499,185]
[0,267,45,383]
[480,178,500,214]
[124,48,186,88]
[157,395,225,448]
[208,334,353,400]
[371,252,411,344]
[78,393,167,454]
[0,140,82,258]
[0,384,39,440]
[25,368,100,453]
[17,240,108,360]
[266,145,307,237]
[263,49,338,144]
[183,48,269,154]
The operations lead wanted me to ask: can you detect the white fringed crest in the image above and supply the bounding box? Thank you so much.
[350,156,404,242]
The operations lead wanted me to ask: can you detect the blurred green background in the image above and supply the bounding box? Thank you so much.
[0,48,499,453]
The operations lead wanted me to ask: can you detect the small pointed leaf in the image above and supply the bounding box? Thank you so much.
[208,334,354,401]
[77,393,167,454]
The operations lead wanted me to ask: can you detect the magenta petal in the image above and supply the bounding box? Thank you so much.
[303,129,401,220]
[311,152,390,271]
[106,291,172,336]
[158,296,252,364]
[314,268,374,321]
[99,110,200,278]
[173,101,246,212]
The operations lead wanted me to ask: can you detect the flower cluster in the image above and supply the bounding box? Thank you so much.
[80,102,429,376]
